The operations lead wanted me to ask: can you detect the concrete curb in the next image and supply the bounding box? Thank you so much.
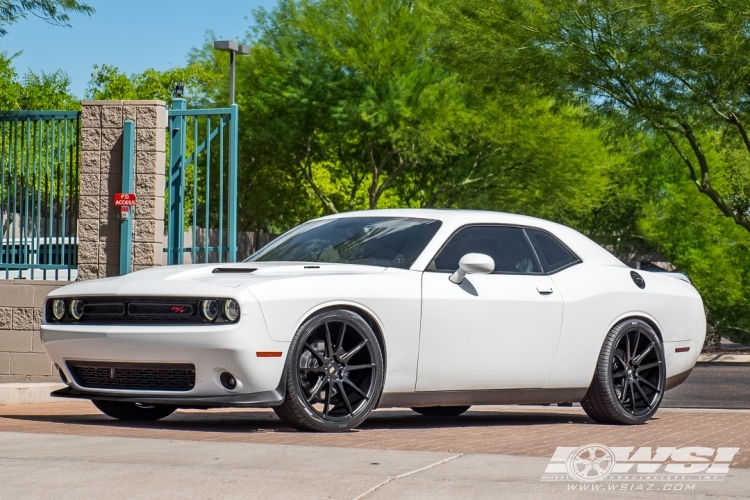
[698,353,750,363]
[0,383,66,405]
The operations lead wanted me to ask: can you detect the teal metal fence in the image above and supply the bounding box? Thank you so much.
[166,99,238,265]
[120,120,135,275]
[0,111,80,280]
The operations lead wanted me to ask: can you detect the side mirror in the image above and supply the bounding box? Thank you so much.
[449,253,495,284]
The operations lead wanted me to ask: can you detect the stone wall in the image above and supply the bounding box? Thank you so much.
[0,279,66,383]
[78,100,167,279]
[0,99,169,385]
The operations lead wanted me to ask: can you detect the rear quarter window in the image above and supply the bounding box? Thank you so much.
[525,229,579,273]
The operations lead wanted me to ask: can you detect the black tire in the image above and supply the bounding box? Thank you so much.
[581,319,666,425]
[273,309,384,432]
[411,406,470,417]
[92,400,177,421]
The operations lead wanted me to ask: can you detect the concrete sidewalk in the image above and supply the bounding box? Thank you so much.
[1,431,748,500]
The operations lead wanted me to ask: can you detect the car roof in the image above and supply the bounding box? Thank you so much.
[319,208,544,225]
[317,209,626,269]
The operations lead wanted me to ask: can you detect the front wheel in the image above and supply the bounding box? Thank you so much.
[273,309,384,432]
[581,319,666,425]
[92,400,176,421]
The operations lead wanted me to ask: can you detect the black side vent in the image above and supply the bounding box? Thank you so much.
[630,271,646,289]
[212,267,257,274]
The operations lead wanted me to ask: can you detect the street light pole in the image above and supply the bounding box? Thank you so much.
[213,40,250,105]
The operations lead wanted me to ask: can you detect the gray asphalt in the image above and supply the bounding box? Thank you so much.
[663,362,750,409]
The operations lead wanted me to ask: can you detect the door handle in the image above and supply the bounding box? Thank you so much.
[537,286,554,295]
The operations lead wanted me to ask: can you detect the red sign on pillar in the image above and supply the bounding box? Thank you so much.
[115,193,137,217]
[114,193,137,206]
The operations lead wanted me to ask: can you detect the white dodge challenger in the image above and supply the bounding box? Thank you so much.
[42,209,705,431]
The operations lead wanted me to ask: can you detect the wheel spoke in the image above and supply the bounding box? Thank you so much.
[324,323,335,359]
[633,342,655,366]
[304,343,326,364]
[629,383,636,413]
[625,333,631,363]
[335,322,346,359]
[634,381,652,409]
[340,339,368,364]
[614,354,628,369]
[306,376,326,403]
[323,380,333,417]
[637,375,660,392]
[343,376,369,399]
[618,381,628,403]
[632,330,641,361]
[300,366,325,373]
[336,380,353,416]
[639,360,662,371]
[345,363,375,372]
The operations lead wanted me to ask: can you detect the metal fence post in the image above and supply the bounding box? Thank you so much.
[168,99,187,265]
[228,103,238,262]
[119,120,135,275]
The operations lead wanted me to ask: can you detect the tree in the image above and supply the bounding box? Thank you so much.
[228,0,493,214]
[186,0,619,233]
[0,0,93,36]
[0,50,78,109]
[439,0,750,235]
[85,63,218,103]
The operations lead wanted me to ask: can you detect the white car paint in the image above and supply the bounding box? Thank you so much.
[41,209,705,408]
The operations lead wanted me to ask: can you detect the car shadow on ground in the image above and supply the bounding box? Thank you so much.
[0,407,608,434]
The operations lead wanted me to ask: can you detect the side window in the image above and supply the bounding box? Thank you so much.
[525,229,578,273]
[431,226,541,274]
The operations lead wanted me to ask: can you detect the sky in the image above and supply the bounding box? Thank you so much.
[1,0,278,98]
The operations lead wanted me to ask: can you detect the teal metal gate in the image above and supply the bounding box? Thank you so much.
[166,99,238,265]
[0,111,80,280]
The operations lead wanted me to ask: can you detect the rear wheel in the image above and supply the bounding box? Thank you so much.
[274,309,384,432]
[411,406,470,417]
[92,400,176,421]
[581,319,666,425]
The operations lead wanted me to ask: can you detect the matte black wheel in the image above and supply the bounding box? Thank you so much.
[274,309,384,432]
[581,319,666,425]
[92,400,176,421]
[411,406,470,417]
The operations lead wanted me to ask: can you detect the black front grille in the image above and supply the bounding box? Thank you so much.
[84,303,126,316]
[68,361,195,391]
[63,297,205,324]
[128,303,195,317]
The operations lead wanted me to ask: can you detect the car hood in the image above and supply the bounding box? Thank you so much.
[47,262,391,298]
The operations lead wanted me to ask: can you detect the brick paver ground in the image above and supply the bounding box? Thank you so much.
[1,402,749,469]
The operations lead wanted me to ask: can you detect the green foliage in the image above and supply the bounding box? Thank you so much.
[85,61,219,103]
[179,0,620,237]
[440,0,750,233]
[0,51,78,109]
[0,0,93,36]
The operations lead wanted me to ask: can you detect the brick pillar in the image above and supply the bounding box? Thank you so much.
[78,100,167,280]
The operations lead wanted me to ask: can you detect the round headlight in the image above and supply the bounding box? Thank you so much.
[200,299,219,322]
[51,299,66,321]
[223,299,240,322]
[68,300,84,321]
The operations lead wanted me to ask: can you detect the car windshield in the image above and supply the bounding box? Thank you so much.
[245,217,442,269]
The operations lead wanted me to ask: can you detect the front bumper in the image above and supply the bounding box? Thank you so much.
[41,298,290,406]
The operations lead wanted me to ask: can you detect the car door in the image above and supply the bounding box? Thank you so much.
[416,225,564,391]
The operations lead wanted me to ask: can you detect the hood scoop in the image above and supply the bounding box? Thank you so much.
[211,267,257,274]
